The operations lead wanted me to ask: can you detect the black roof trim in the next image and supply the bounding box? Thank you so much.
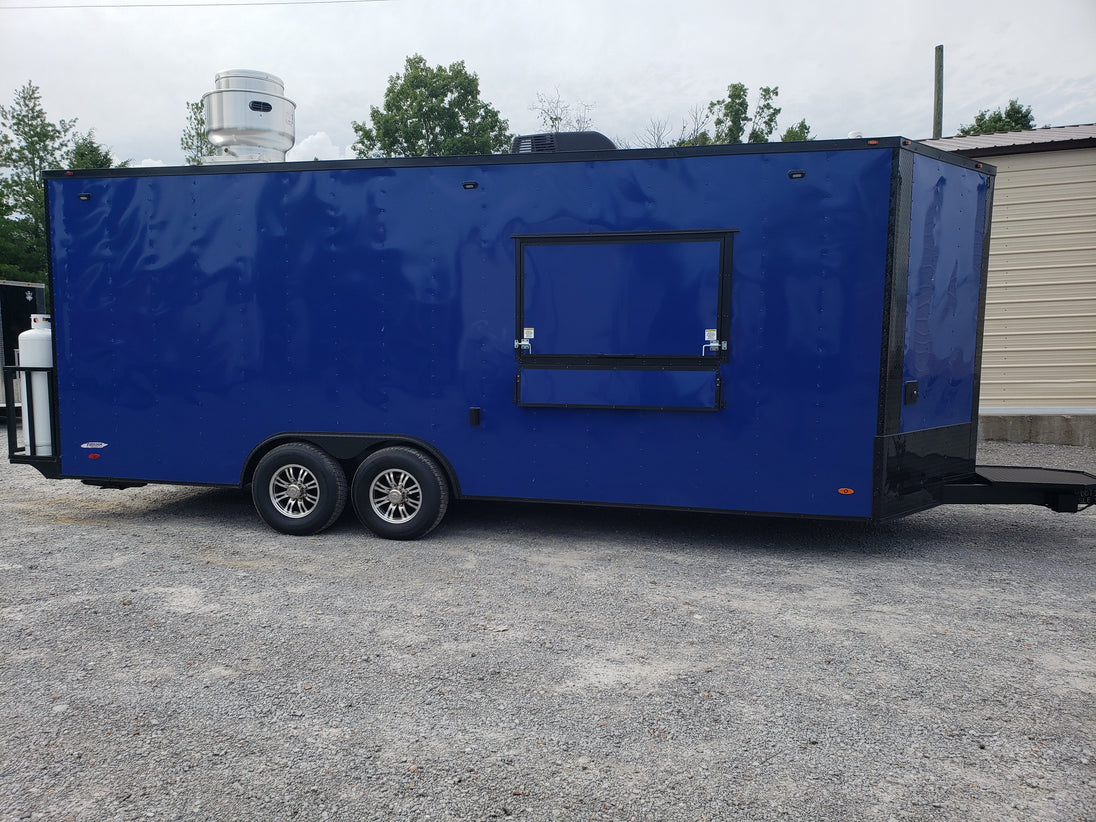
[42,137,989,180]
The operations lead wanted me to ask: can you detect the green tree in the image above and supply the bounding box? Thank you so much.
[957,99,1035,136]
[676,84,810,147]
[0,197,41,283]
[746,86,781,143]
[780,118,813,142]
[68,129,129,169]
[352,55,511,158]
[181,100,215,165]
[708,82,751,145]
[0,81,76,284]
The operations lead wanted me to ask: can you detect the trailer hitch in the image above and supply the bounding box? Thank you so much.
[941,466,1096,513]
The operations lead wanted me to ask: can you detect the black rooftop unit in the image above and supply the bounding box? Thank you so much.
[510,131,616,154]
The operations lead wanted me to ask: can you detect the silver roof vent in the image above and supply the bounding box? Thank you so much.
[202,70,296,163]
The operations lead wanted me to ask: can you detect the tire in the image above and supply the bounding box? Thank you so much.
[351,446,449,540]
[252,443,348,536]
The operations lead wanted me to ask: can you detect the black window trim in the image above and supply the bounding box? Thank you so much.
[513,228,736,369]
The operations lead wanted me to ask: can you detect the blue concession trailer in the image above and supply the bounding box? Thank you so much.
[6,136,1094,538]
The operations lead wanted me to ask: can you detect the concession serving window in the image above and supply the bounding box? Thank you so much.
[513,229,734,410]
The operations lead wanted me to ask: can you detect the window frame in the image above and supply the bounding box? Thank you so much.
[513,229,736,369]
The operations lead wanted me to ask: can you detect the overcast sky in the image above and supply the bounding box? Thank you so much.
[1,0,1094,167]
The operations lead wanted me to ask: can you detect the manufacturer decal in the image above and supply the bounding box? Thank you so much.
[838,488,855,495]
[80,442,108,449]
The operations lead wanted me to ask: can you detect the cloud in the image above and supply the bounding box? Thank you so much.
[4,0,1094,162]
[287,132,354,162]
[135,158,166,168]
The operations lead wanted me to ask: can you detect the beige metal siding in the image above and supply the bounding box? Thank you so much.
[980,147,1096,412]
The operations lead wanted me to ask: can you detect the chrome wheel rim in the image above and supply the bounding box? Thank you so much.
[269,463,320,519]
[369,468,422,524]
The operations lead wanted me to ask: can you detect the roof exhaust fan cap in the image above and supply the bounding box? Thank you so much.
[213,69,285,95]
[202,69,296,163]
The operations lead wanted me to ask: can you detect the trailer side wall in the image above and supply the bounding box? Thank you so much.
[47,146,908,518]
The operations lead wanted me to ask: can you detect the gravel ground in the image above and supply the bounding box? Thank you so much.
[1,441,1094,822]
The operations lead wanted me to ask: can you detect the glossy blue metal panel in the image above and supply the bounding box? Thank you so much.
[522,240,721,356]
[48,145,898,518]
[519,368,718,409]
[901,155,990,432]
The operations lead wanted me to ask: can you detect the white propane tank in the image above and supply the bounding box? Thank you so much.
[17,314,53,456]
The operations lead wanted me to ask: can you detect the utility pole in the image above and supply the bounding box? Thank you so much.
[933,45,944,139]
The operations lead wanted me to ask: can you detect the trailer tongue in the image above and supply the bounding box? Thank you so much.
[942,466,1096,513]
